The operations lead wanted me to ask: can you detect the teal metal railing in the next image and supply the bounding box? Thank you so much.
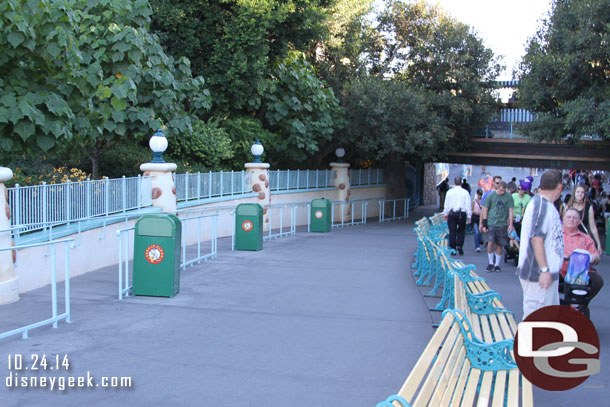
[8,176,152,236]
[0,238,74,340]
[175,171,248,201]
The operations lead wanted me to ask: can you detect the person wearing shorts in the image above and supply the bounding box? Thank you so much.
[481,181,514,272]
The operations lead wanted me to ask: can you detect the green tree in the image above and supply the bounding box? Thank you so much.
[261,52,345,166]
[517,0,610,141]
[374,0,500,141]
[0,0,211,178]
[150,0,331,114]
[0,0,80,153]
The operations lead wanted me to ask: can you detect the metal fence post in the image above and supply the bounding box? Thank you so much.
[105,177,110,216]
[325,170,329,188]
[220,170,224,196]
[86,178,91,217]
[66,179,71,225]
[231,171,234,195]
[296,169,299,190]
[185,172,190,201]
[197,172,201,199]
[208,171,213,198]
[368,168,371,185]
[122,175,127,213]
[286,169,290,190]
[41,182,47,231]
[136,175,141,210]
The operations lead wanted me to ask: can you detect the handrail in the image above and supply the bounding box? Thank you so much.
[0,238,75,340]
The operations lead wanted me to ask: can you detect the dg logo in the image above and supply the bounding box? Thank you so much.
[514,305,600,391]
[314,210,323,219]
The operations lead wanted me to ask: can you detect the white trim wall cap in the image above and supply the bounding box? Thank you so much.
[0,167,13,182]
[140,163,177,172]
[244,163,270,169]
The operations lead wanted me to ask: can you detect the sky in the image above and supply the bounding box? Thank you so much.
[432,0,553,80]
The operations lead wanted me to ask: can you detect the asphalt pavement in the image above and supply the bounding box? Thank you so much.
[0,204,608,407]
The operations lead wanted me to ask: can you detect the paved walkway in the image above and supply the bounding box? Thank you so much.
[0,206,608,406]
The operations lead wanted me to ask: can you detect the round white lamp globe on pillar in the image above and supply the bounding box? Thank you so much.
[140,128,177,212]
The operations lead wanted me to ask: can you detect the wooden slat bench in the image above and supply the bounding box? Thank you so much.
[377,308,531,407]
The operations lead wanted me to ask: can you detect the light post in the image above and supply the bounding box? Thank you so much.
[251,139,264,163]
[149,129,168,163]
[335,146,345,163]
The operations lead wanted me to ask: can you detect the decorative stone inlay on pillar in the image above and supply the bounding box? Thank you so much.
[0,167,19,305]
[423,162,437,205]
[140,163,178,212]
[245,162,270,230]
[330,162,351,219]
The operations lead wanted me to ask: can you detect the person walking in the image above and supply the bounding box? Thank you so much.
[443,177,472,255]
[471,189,484,252]
[512,180,531,237]
[517,170,564,319]
[437,178,449,210]
[480,181,514,272]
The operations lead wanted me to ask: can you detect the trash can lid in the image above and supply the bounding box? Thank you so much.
[136,215,175,237]
[311,198,330,207]
[236,203,262,216]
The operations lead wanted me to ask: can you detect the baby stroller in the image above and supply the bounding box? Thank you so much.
[559,250,593,319]
[504,228,519,266]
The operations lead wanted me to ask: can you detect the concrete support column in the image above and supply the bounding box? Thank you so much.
[330,162,351,219]
[140,163,178,212]
[423,162,437,205]
[0,167,19,305]
[245,163,270,230]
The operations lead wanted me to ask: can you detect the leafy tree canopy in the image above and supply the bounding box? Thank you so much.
[150,0,332,114]
[0,0,211,178]
[341,0,500,165]
[517,0,610,141]
[261,51,345,165]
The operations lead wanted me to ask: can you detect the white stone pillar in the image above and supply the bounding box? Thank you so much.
[140,163,178,212]
[330,162,351,220]
[0,167,19,304]
[245,163,271,231]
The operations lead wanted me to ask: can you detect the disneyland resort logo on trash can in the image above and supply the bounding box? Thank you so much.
[514,305,600,391]
[242,220,253,232]
[144,244,165,264]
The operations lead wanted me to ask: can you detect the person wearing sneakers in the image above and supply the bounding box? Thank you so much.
[443,177,472,255]
[471,189,484,252]
[481,181,514,272]
[517,170,564,319]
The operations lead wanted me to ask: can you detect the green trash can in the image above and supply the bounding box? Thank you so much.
[311,198,332,232]
[235,203,263,251]
[133,214,182,297]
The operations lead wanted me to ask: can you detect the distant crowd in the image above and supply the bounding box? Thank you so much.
[438,169,608,319]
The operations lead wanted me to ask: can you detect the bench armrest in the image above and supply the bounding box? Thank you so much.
[443,309,517,371]
[466,290,514,316]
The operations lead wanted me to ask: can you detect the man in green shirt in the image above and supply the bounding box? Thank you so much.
[512,181,531,236]
[481,181,514,272]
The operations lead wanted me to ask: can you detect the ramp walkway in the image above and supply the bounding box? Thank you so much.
[0,206,608,407]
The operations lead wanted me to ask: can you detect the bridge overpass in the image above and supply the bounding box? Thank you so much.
[445,137,610,171]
